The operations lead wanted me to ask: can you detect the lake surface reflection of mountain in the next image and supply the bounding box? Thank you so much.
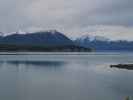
[0,52,133,100]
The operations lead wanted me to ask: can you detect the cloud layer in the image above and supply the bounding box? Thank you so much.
[0,0,133,40]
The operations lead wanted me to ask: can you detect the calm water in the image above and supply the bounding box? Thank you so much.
[0,52,133,100]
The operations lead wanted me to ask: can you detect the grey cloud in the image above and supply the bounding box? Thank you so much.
[0,0,133,40]
[75,0,133,27]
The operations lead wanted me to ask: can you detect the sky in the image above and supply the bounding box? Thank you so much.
[0,0,133,40]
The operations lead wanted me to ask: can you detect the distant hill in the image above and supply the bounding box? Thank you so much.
[75,35,133,51]
[0,30,74,47]
[0,30,92,52]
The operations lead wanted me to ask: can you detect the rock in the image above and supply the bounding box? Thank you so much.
[110,64,133,70]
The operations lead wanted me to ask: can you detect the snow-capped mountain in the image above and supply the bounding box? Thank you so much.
[76,35,110,42]
[0,30,92,52]
[0,30,74,46]
[75,35,133,51]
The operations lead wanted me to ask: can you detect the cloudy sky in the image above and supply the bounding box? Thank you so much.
[0,0,133,40]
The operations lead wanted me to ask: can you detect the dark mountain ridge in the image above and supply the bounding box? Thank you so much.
[0,30,92,52]
[0,30,73,46]
[75,35,133,51]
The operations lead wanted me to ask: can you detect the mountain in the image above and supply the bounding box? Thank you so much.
[75,35,133,51]
[77,35,110,42]
[0,30,74,46]
[0,30,92,52]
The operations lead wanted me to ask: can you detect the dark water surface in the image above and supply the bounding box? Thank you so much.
[0,52,133,100]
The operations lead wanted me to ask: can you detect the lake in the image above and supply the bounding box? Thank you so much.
[0,52,133,100]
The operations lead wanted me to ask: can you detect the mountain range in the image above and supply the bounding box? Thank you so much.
[0,30,91,52]
[75,35,133,51]
[0,30,73,47]
[0,30,133,51]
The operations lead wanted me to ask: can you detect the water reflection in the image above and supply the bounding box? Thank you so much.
[0,60,66,67]
[6,61,66,67]
[0,53,133,100]
[0,60,67,72]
